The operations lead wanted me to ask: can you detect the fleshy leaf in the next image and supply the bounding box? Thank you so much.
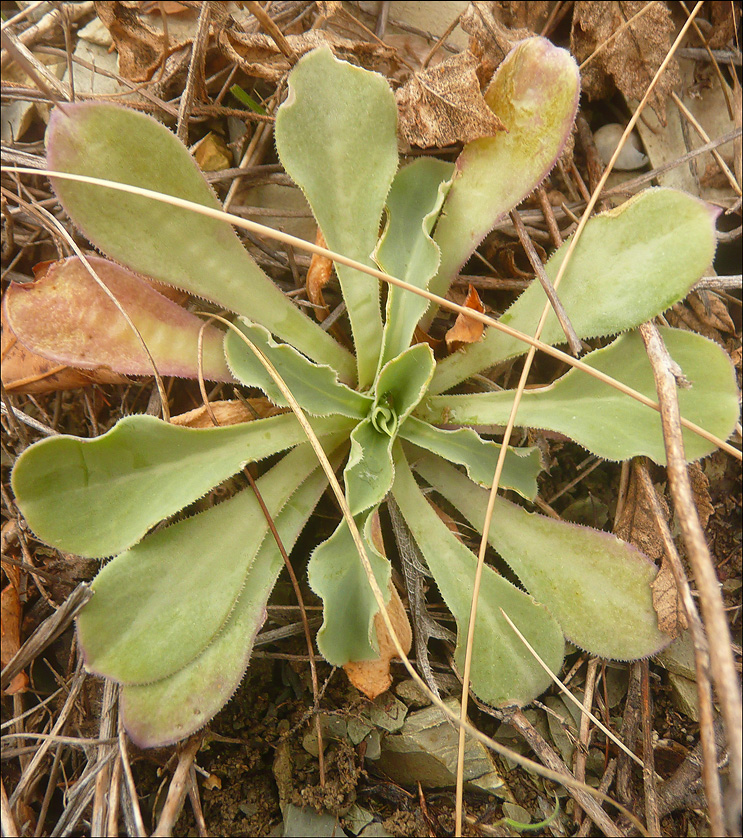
[431,189,720,394]
[276,47,399,388]
[308,513,391,665]
[120,453,340,747]
[391,448,565,707]
[414,454,671,660]
[45,102,354,378]
[11,412,353,558]
[400,419,541,501]
[225,318,371,418]
[375,158,454,367]
[3,256,233,382]
[344,344,436,515]
[78,442,339,684]
[345,419,395,517]
[422,37,579,327]
[420,328,739,463]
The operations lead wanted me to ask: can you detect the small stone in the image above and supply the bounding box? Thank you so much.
[394,678,431,709]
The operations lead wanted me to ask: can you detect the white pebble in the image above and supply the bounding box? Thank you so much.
[593,123,649,170]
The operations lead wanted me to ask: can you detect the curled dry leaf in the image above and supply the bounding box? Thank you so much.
[1,561,29,695]
[170,398,284,428]
[461,1,538,87]
[396,50,505,148]
[306,228,333,322]
[95,0,194,82]
[219,26,397,85]
[444,284,485,351]
[343,511,413,700]
[570,0,680,124]
[3,256,234,383]
[651,559,688,638]
[1,305,127,395]
[343,583,413,700]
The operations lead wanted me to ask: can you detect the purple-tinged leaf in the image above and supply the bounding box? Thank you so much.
[3,256,234,382]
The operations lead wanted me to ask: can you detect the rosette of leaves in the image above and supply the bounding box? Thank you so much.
[8,43,738,748]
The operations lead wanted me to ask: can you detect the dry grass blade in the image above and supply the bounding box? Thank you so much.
[500,608,644,769]
[454,5,708,834]
[199,316,648,834]
[2,166,737,460]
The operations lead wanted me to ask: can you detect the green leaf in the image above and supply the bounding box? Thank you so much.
[344,344,436,515]
[345,419,395,517]
[225,318,371,418]
[392,448,565,708]
[275,47,399,388]
[46,102,354,378]
[12,413,354,558]
[420,328,739,463]
[422,38,579,328]
[400,420,541,501]
[308,513,391,665]
[375,158,454,367]
[120,453,340,747]
[3,256,233,382]
[78,442,340,684]
[375,343,435,418]
[414,454,671,660]
[431,189,720,394]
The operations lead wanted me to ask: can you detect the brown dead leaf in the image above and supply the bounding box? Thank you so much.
[218,26,397,85]
[343,583,413,700]
[614,464,667,563]
[667,291,736,344]
[344,512,413,699]
[306,229,333,323]
[615,464,686,638]
[396,50,505,148]
[95,0,193,82]
[1,566,29,695]
[170,399,283,428]
[1,304,127,395]
[707,1,742,49]
[651,557,688,637]
[445,284,485,351]
[687,462,714,530]
[570,1,680,124]
[461,1,537,87]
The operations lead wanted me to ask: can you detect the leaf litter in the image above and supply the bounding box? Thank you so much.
[1,2,741,836]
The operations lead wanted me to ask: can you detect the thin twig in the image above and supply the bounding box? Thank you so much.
[510,209,581,355]
[152,733,203,837]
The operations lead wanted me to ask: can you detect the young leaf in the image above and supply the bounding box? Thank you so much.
[420,328,739,463]
[11,413,354,558]
[431,189,720,394]
[344,344,436,515]
[422,37,579,326]
[414,454,671,660]
[399,419,541,501]
[225,318,371,418]
[119,454,340,747]
[375,158,454,367]
[392,448,565,708]
[78,442,338,684]
[3,256,233,382]
[45,102,354,378]
[308,513,392,665]
[275,47,399,388]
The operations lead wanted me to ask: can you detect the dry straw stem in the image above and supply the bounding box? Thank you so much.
[639,322,742,834]
[2,166,737,460]
[454,3,707,833]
